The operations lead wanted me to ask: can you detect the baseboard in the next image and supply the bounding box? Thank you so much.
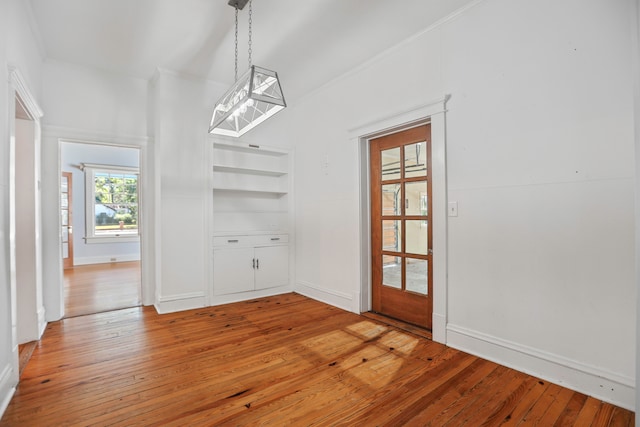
[295,281,354,313]
[154,292,206,314]
[37,306,47,339]
[446,323,635,410]
[209,286,293,307]
[0,363,17,419]
[74,254,141,266]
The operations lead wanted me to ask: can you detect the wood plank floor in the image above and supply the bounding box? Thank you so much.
[1,293,634,426]
[64,261,141,318]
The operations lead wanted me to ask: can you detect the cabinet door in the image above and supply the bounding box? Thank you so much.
[254,245,289,290]
[213,247,255,295]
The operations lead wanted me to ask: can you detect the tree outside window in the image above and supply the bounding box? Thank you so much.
[83,164,140,243]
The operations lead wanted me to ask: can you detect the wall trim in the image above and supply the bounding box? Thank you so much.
[295,281,354,313]
[447,323,635,410]
[73,254,141,266]
[154,292,206,314]
[209,287,293,308]
[351,97,450,345]
[37,306,46,339]
[42,125,148,147]
[0,363,16,419]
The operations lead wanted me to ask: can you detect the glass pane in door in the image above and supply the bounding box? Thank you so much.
[381,147,401,181]
[406,258,428,295]
[382,255,402,289]
[404,141,427,178]
[405,181,427,216]
[405,220,428,255]
[382,220,401,252]
[382,183,401,216]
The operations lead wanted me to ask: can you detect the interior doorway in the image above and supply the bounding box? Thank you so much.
[60,141,142,318]
[369,125,433,329]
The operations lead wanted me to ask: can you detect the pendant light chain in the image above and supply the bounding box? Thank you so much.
[248,0,252,68]
[234,6,239,81]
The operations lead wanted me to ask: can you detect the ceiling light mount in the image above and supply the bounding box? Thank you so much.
[227,0,250,10]
[210,0,286,137]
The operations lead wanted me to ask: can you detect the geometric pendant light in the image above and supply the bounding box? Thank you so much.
[209,0,286,137]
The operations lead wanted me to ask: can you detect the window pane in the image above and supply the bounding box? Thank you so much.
[89,169,139,237]
[381,183,400,216]
[406,258,428,295]
[61,193,68,208]
[381,147,400,181]
[406,220,428,255]
[382,220,401,253]
[405,181,427,216]
[61,176,68,192]
[382,255,402,289]
[404,141,427,178]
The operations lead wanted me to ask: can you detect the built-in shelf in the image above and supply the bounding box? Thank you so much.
[212,186,287,195]
[213,141,287,156]
[213,164,287,177]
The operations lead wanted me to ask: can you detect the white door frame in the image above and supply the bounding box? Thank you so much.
[7,65,45,383]
[350,96,450,344]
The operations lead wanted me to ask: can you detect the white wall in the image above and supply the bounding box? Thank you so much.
[40,60,149,320]
[1,0,44,416]
[60,142,140,265]
[634,0,640,422]
[260,0,636,410]
[149,71,226,313]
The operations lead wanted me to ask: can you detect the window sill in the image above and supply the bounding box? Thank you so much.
[85,235,140,244]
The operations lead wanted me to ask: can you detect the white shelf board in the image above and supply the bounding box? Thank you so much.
[212,186,288,195]
[213,141,288,156]
[213,164,287,177]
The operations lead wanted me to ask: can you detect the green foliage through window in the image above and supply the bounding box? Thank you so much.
[93,172,138,235]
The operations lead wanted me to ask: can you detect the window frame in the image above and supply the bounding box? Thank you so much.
[83,163,140,244]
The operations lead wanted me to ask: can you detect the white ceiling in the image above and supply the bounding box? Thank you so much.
[28,0,475,102]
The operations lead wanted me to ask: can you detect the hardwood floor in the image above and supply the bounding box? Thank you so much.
[64,261,141,318]
[1,293,634,426]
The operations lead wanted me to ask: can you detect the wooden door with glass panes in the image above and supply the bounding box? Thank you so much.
[61,172,73,269]
[370,125,432,329]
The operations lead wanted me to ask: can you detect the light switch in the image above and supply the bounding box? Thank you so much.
[448,201,458,217]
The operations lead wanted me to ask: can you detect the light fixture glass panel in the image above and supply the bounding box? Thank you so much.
[209,66,286,137]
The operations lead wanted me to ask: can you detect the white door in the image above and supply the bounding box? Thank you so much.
[213,247,254,295]
[254,246,289,290]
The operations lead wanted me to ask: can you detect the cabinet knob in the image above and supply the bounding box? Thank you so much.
[228,239,239,243]
[270,237,280,241]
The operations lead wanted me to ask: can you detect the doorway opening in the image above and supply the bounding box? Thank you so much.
[60,141,142,318]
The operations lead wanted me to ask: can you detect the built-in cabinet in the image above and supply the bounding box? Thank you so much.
[210,140,292,300]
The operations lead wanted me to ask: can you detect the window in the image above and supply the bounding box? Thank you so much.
[83,164,139,243]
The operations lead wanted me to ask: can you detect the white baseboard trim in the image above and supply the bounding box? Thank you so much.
[74,254,141,266]
[37,306,47,339]
[209,286,293,307]
[0,363,17,419]
[295,281,354,313]
[446,323,635,410]
[154,292,206,314]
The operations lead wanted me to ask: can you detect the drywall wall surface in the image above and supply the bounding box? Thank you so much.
[60,142,140,265]
[441,0,635,407]
[149,71,226,313]
[264,0,635,410]
[42,60,147,137]
[0,0,14,417]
